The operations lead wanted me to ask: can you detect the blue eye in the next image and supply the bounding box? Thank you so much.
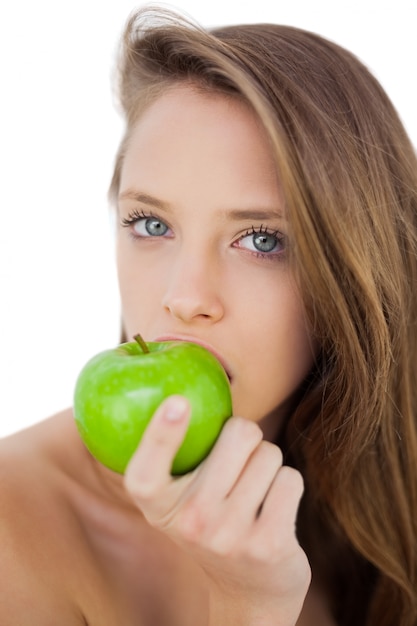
[121,211,171,238]
[237,226,285,257]
[134,217,169,237]
[251,232,278,253]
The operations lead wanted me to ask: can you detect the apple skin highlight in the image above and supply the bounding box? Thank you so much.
[73,339,232,475]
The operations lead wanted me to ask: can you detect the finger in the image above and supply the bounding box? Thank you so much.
[124,395,191,504]
[226,441,283,522]
[192,441,283,553]
[190,417,264,501]
[256,466,305,542]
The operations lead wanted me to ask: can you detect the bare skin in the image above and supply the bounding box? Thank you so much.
[1,88,336,625]
[0,410,335,626]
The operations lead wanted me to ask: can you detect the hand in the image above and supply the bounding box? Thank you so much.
[124,396,311,626]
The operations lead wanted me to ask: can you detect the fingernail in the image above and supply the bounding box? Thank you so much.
[163,396,189,422]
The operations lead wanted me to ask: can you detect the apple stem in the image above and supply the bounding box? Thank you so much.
[133,333,150,354]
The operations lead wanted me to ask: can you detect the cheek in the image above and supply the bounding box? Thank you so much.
[277,295,317,383]
[236,290,316,419]
[117,242,172,338]
[117,246,150,331]
[117,247,134,306]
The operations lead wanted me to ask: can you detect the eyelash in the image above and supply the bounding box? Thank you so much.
[120,209,157,228]
[237,225,286,260]
[120,210,286,260]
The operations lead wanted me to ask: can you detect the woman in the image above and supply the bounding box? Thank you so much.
[1,6,416,625]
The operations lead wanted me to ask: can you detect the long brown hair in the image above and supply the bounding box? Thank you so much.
[109,7,417,625]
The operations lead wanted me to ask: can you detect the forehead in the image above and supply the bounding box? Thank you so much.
[120,85,281,197]
[128,85,266,147]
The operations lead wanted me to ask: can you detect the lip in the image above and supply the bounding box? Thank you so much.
[152,334,233,382]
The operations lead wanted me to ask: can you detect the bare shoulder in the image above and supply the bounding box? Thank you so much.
[0,409,76,528]
[0,410,102,625]
[0,408,80,507]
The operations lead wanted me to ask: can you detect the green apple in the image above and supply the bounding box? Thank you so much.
[73,334,232,475]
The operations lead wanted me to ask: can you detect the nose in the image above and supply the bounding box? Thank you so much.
[162,253,224,324]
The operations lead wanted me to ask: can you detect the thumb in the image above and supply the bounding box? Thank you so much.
[124,395,191,502]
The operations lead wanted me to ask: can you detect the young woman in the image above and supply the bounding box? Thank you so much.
[1,6,416,626]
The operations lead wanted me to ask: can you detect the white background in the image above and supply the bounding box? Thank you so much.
[1,0,416,437]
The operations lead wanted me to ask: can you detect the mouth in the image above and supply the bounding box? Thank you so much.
[152,334,233,383]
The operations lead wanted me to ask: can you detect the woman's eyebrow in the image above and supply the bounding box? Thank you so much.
[226,208,284,221]
[118,190,284,221]
[118,190,170,211]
